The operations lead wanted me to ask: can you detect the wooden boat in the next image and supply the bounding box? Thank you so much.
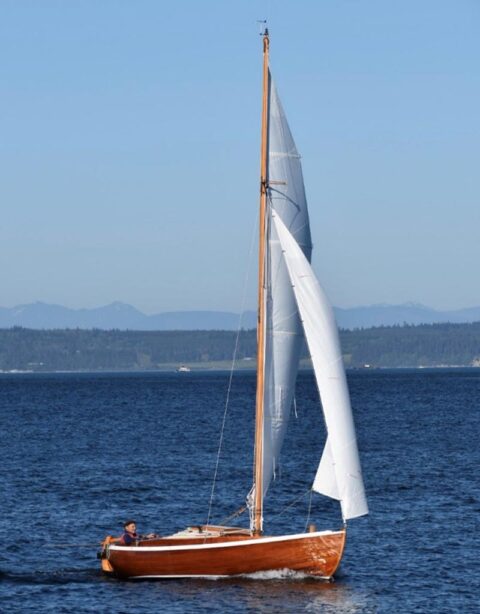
[100,28,368,580]
[101,527,346,579]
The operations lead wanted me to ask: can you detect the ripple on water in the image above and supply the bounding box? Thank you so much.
[0,370,479,612]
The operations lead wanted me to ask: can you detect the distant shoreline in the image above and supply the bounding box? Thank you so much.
[2,363,480,375]
[2,325,480,371]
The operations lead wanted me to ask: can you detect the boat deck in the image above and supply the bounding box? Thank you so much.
[136,525,253,547]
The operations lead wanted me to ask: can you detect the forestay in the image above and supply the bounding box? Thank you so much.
[262,74,313,497]
[272,213,368,521]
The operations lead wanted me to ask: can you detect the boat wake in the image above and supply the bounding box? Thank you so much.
[239,569,332,581]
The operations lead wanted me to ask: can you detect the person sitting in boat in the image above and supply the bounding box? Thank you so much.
[119,520,155,545]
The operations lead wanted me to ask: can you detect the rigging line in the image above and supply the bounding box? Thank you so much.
[218,504,247,527]
[206,209,259,528]
[272,488,312,518]
[303,488,314,532]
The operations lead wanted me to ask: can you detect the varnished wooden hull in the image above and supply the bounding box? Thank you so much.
[104,529,346,579]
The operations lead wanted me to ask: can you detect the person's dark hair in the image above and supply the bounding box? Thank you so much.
[123,519,136,528]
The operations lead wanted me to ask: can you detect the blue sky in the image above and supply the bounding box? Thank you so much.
[1,0,479,313]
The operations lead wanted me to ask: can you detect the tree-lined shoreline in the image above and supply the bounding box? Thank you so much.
[1,321,480,372]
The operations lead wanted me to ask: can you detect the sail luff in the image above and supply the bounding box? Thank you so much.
[260,78,312,499]
[253,28,270,535]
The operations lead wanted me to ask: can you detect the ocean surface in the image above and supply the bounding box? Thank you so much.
[0,369,479,613]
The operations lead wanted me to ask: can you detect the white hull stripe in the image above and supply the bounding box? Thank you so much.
[133,574,229,579]
[130,573,330,580]
[109,529,343,553]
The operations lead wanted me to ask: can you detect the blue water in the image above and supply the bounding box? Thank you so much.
[1,369,479,612]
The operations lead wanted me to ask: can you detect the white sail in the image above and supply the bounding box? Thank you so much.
[314,437,340,501]
[272,213,368,521]
[261,75,313,497]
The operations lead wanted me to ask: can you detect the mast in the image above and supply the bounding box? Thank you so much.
[253,27,270,535]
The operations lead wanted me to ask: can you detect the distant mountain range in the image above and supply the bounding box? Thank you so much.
[1,301,480,331]
[335,302,480,329]
[0,302,257,331]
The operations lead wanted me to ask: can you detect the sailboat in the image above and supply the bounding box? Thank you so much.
[99,29,368,580]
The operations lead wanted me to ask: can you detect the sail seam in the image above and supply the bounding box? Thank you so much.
[270,152,301,159]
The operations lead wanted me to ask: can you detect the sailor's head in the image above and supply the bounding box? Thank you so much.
[123,519,136,532]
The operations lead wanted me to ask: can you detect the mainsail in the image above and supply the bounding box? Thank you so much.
[261,74,313,496]
[272,213,368,521]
